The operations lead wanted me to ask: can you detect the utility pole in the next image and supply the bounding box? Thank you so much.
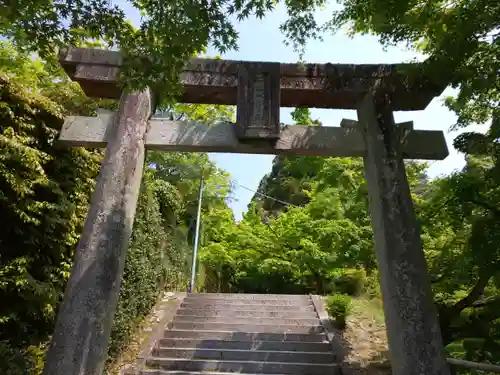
[189,171,203,293]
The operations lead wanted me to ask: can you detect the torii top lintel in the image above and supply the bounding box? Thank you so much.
[59,47,445,111]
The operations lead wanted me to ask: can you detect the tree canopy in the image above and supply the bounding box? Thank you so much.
[330,0,499,129]
[0,0,327,97]
[2,0,497,130]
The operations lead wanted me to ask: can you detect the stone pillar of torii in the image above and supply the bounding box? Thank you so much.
[42,47,451,375]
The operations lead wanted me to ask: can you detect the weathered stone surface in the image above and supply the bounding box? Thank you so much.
[158,338,331,352]
[59,47,446,110]
[179,301,316,311]
[144,357,339,374]
[357,90,450,375]
[341,118,413,130]
[152,347,335,363]
[167,321,325,334]
[163,329,326,342]
[175,308,315,318]
[59,47,122,66]
[172,315,320,325]
[236,61,281,141]
[42,89,153,375]
[59,115,449,160]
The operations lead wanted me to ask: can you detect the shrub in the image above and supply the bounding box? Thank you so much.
[106,175,188,363]
[0,75,101,373]
[363,271,382,299]
[330,269,367,296]
[325,294,352,329]
[0,341,47,375]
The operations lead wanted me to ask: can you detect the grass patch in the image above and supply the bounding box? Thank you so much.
[350,297,385,325]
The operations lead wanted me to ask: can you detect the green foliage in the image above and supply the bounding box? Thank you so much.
[325,294,352,329]
[0,337,47,375]
[0,0,330,97]
[362,271,382,299]
[0,341,46,375]
[330,269,366,296]
[328,0,499,130]
[0,41,117,115]
[200,110,377,295]
[0,41,234,374]
[107,174,182,360]
[290,108,322,126]
[0,73,101,373]
[415,117,500,360]
[0,72,101,346]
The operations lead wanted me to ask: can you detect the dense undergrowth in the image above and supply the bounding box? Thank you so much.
[0,42,233,374]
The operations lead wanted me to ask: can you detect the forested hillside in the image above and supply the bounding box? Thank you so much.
[199,106,500,366]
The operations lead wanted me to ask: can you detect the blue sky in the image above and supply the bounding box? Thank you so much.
[119,1,485,221]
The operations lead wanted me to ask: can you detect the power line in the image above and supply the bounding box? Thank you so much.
[231,180,298,208]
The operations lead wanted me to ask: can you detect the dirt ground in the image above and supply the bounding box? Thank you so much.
[336,298,392,375]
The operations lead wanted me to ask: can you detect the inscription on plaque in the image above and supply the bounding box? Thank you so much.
[236,62,280,141]
[251,74,266,128]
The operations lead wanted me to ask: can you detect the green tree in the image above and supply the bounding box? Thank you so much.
[419,158,500,350]
[0,60,102,374]
[252,109,324,218]
[0,0,329,96]
[328,0,499,130]
[323,0,499,363]
[201,110,378,294]
[0,40,235,374]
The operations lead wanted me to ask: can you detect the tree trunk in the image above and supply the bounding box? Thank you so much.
[439,272,492,345]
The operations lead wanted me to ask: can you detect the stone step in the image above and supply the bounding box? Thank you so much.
[152,348,335,364]
[176,308,318,319]
[183,297,311,306]
[163,330,327,343]
[158,339,331,353]
[139,372,333,375]
[180,302,315,311]
[187,293,311,301]
[167,322,324,334]
[173,315,320,326]
[145,358,339,374]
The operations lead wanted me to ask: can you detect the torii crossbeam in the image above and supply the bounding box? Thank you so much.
[59,47,442,110]
[60,110,447,159]
[42,47,451,375]
[58,48,448,159]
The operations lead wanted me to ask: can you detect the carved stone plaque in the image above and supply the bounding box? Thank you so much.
[252,73,266,128]
[236,62,280,141]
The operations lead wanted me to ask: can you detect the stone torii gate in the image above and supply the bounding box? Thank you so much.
[43,47,450,375]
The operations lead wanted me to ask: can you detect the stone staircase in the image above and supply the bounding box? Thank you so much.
[139,293,340,375]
